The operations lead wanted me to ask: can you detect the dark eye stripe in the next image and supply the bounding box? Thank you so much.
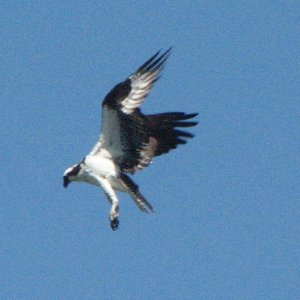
[68,164,81,176]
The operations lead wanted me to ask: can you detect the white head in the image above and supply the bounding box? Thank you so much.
[63,163,81,188]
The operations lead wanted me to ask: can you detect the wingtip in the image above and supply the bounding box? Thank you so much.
[137,48,172,73]
[156,47,172,56]
[164,46,173,55]
[189,112,199,118]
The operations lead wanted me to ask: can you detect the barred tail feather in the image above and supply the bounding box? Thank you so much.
[120,173,154,213]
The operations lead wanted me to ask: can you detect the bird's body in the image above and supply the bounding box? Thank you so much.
[63,49,198,230]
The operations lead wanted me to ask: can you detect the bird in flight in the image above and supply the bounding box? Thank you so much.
[63,48,198,230]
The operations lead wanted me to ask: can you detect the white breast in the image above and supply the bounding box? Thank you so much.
[84,154,118,178]
[81,155,126,192]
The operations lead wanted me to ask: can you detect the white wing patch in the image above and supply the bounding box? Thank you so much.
[121,72,159,114]
[120,48,171,115]
[89,106,123,159]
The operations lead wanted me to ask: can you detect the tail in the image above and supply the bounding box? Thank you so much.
[147,112,198,156]
[120,173,154,213]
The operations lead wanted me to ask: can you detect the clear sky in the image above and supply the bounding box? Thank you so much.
[1,2,299,299]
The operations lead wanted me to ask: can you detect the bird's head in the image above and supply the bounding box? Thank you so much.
[63,163,81,188]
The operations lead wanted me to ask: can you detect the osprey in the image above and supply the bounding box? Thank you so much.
[63,49,198,230]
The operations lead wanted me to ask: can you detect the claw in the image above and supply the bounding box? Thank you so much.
[109,203,119,231]
[110,217,119,231]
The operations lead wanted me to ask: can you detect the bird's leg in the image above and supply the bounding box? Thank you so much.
[94,176,120,231]
[105,188,119,231]
[109,201,119,231]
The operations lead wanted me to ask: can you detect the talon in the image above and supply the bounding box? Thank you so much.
[110,217,119,231]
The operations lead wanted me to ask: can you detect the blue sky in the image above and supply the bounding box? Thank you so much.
[1,2,299,299]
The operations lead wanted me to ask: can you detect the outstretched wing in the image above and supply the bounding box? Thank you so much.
[90,49,197,174]
[102,48,171,114]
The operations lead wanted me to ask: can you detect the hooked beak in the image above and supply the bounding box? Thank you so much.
[63,176,70,188]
